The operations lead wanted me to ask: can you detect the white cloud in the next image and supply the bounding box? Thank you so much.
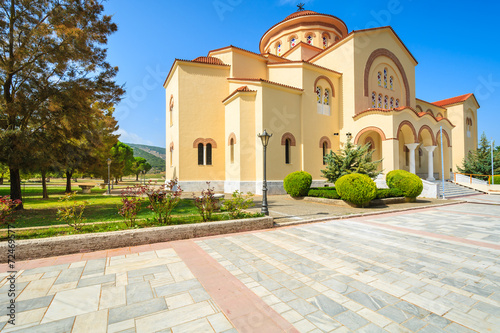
[114,128,154,146]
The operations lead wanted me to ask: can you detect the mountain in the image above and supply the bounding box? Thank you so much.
[126,143,166,173]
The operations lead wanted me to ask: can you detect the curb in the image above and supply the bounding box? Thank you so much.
[274,200,466,227]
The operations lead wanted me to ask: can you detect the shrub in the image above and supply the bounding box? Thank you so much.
[386,170,423,198]
[56,192,88,231]
[118,186,145,228]
[143,179,182,224]
[283,171,312,197]
[222,190,255,218]
[335,174,377,207]
[193,182,218,222]
[307,187,340,199]
[491,175,500,184]
[375,188,403,199]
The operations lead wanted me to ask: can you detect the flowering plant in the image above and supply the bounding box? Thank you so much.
[143,179,182,224]
[0,196,22,225]
[193,182,218,222]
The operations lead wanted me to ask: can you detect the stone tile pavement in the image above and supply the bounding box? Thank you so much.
[1,200,499,332]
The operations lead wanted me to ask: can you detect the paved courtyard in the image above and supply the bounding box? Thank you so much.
[0,197,499,332]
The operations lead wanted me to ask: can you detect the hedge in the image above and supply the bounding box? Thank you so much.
[307,187,340,199]
[283,171,312,197]
[375,188,403,199]
[386,170,423,198]
[335,174,377,207]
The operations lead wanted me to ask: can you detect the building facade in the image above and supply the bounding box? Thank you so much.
[164,10,479,194]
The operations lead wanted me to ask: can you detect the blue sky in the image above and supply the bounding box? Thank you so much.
[104,0,500,148]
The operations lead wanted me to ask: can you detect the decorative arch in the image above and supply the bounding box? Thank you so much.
[321,32,332,39]
[364,48,411,107]
[416,105,423,113]
[169,142,174,151]
[319,136,332,149]
[426,109,434,116]
[418,125,437,146]
[304,31,317,38]
[396,120,418,143]
[354,126,387,144]
[281,132,296,146]
[436,128,452,147]
[436,113,444,119]
[287,34,299,42]
[227,132,237,146]
[192,138,218,148]
[313,76,335,96]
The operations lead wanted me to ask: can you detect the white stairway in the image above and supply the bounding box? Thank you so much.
[437,181,483,198]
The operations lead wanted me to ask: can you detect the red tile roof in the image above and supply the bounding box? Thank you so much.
[222,86,257,103]
[228,78,303,91]
[432,93,473,107]
[192,56,227,65]
[284,10,318,20]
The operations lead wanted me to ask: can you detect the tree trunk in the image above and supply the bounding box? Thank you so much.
[9,168,23,210]
[65,171,73,193]
[135,173,139,181]
[41,170,48,199]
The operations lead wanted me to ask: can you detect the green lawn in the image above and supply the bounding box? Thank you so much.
[0,186,198,229]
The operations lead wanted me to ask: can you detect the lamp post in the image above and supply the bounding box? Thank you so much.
[492,138,495,184]
[107,158,111,195]
[258,130,272,215]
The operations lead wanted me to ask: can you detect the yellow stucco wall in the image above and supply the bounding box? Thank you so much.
[177,63,229,181]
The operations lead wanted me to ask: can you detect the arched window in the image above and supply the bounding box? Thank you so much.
[371,92,376,108]
[290,37,297,48]
[197,143,204,165]
[307,35,313,45]
[377,72,382,86]
[390,76,394,90]
[378,94,383,108]
[322,141,328,165]
[322,36,328,49]
[206,143,212,166]
[316,86,322,104]
[467,118,472,138]
[323,89,330,116]
[169,143,174,167]
[395,99,400,108]
[230,138,235,164]
[277,43,282,56]
[169,96,174,127]
[384,95,388,109]
[390,97,394,109]
[285,139,291,164]
[384,68,388,88]
[316,86,322,114]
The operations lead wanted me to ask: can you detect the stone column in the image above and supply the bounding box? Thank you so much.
[405,143,420,174]
[424,146,437,181]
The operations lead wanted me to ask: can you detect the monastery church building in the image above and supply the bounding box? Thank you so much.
[164,10,479,194]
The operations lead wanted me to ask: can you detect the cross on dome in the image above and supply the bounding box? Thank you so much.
[297,3,305,11]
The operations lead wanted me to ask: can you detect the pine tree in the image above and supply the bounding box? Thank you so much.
[321,138,382,183]
[457,132,500,178]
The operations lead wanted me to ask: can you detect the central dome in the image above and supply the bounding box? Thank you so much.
[259,11,349,55]
[283,10,319,20]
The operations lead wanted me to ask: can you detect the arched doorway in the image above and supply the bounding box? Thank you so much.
[354,127,384,172]
[417,126,437,180]
[397,121,418,173]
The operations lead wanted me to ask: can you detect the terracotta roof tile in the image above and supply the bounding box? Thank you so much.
[228,78,303,91]
[208,45,266,60]
[222,86,257,103]
[432,93,473,107]
[192,56,227,65]
[354,107,455,127]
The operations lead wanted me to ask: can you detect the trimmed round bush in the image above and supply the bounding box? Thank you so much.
[386,170,423,198]
[283,171,312,197]
[335,173,377,207]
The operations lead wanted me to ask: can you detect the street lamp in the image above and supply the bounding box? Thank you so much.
[346,132,352,140]
[107,158,111,195]
[258,129,272,215]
